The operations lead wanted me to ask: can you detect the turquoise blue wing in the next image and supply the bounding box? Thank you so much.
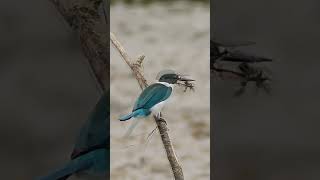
[82,148,109,176]
[71,92,109,159]
[36,156,92,180]
[133,83,172,111]
[37,94,109,180]
[37,149,108,180]
[133,84,159,110]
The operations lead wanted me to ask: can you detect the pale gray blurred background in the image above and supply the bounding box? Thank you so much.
[212,0,320,179]
[110,1,209,180]
[0,0,100,179]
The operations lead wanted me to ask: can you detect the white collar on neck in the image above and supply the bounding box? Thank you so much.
[156,81,174,88]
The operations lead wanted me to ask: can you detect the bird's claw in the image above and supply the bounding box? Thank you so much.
[157,117,167,125]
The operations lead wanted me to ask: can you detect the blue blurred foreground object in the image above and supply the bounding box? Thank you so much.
[37,93,109,180]
[119,70,194,137]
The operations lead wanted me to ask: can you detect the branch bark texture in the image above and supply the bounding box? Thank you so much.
[110,32,184,180]
[50,0,109,92]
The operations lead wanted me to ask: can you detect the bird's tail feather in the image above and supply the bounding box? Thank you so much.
[36,159,90,180]
[124,118,142,138]
[119,109,150,121]
[119,112,134,121]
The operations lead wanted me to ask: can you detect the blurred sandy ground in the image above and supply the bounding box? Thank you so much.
[110,2,210,180]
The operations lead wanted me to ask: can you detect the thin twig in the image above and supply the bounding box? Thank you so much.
[110,32,184,180]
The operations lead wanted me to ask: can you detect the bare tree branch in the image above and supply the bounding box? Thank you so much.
[110,32,184,180]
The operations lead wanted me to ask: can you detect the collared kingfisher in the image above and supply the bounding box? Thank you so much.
[119,70,194,137]
[37,93,109,180]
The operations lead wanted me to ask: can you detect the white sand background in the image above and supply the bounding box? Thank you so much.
[110,2,210,180]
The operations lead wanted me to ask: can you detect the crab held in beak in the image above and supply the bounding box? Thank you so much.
[177,75,195,92]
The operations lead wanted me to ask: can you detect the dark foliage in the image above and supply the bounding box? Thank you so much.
[211,40,273,96]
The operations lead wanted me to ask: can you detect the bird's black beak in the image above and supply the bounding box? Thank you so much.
[178,75,195,82]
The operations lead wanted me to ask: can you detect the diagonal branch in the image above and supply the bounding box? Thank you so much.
[110,32,184,180]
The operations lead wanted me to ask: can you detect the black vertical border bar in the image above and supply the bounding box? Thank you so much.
[103,0,111,179]
[210,0,215,178]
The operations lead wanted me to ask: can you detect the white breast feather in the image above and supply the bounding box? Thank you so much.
[150,82,173,115]
[150,99,168,115]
